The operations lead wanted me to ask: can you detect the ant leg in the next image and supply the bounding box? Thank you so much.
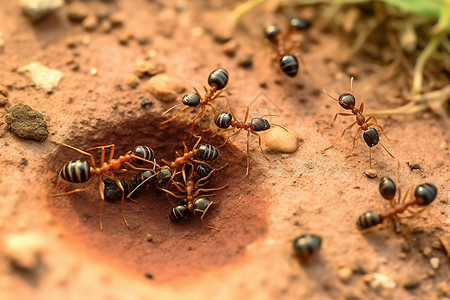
[368,117,398,142]
[193,185,227,198]
[243,106,250,123]
[194,201,219,231]
[195,163,229,187]
[251,131,269,161]
[218,128,242,148]
[346,127,362,158]
[161,106,191,124]
[51,141,97,168]
[246,131,251,176]
[52,177,96,196]
[160,188,185,199]
[368,147,372,168]
[127,172,158,199]
[193,87,204,100]
[112,173,129,228]
[322,121,357,152]
[98,177,105,230]
[162,103,183,116]
[85,144,116,161]
[321,113,354,130]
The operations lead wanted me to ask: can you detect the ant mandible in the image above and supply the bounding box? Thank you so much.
[356,178,437,232]
[321,77,396,168]
[264,18,311,78]
[161,164,227,230]
[214,105,279,176]
[162,68,229,133]
[52,141,156,230]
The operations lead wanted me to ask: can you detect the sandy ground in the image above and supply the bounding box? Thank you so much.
[0,0,449,299]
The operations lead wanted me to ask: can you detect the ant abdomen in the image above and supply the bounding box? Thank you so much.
[279,55,299,77]
[182,92,201,107]
[132,145,154,164]
[264,24,280,42]
[338,93,356,109]
[135,170,156,186]
[197,144,219,161]
[193,198,212,216]
[379,177,396,200]
[59,160,91,183]
[208,68,229,90]
[289,18,311,31]
[251,118,271,131]
[169,205,189,220]
[214,112,232,129]
[363,128,379,147]
[156,167,172,188]
[196,164,213,179]
[415,183,437,206]
[293,234,322,259]
[356,210,383,230]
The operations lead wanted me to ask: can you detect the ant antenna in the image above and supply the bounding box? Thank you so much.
[162,103,183,115]
[350,77,355,95]
[322,89,340,103]
[379,142,395,160]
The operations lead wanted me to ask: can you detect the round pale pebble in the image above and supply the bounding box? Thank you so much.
[264,126,298,153]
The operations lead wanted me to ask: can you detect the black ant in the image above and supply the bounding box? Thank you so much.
[264,18,310,78]
[162,68,229,132]
[321,77,396,168]
[356,178,437,232]
[293,234,322,263]
[214,105,283,176]
[160,164,227,230]
[52,141,156,230]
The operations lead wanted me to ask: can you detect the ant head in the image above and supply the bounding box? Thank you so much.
[414,183,437,206]
[156,167,172,187]
[264,24,280,42]
[338,93,355,109]
[214,111,232,129]
[182,92,201,107]
[289,18,311,31]
[363,128,379,147]
[251,117,271,131]
[279,55,299,77]
[379,177,396,200]
[178,198,188,206]
[208,68,229,90]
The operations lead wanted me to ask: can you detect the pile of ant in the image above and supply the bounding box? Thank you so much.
[52,18,440,266]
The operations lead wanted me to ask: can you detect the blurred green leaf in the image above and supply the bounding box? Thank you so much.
[380,0,442,18]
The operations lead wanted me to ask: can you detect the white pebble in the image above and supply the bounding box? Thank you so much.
[18,62,64,91]
[430,257,440,269]
[20,0,63,21]
[369,273,396,291]
[3,232,47,270]
[264,126,298,153]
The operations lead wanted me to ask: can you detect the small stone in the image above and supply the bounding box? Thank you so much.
[4,232,47,270]
[147,74,186,102]
[20,0,63,21]
[117,30,133,45]
[109,11,126,27]
[407,162,421,170]
[18,62,64,91]
[237,52,253,68]
[90,68,98,76]
[67,1,89,22]
[429,257,439,269]
[428,269,435,277]
[338,266,352,283]
[0,96,10,107]
[136,59,166,77]
[364,169,377,178]
[398,252,407,259]
[141,97,152,107]
[65,36,77,49]
[99,19,112,33]
[437,282,449,296]
[144,272,154,279]
[222,40,239,57]
[0,84,8,97]
[146,233,153,242]
[369,273,396,291]
[403,272,421,289]
[125,73,139,89]
[265,126,298,153]
[5,103,49,141]
[431,239,442,249]
[422,246,432,257]
[135,33,150,45]
[82,14,98,32]
[439,234,450,256]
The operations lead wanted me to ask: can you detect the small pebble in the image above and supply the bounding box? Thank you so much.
[398,252,407,259]
[90,68,98,76]
[4,232,47,270]
[237,52,253,68]
[431,239,442,249]
[140,97,152,107]
[422,246,432,257]
[136,59,166,77]
[403,272,421,290]
[144,272,154,279]
[429,257,440,269]
[65,36,77,48]
[0,96,10,107]
[369,273,396,291]
[222,40,239,57]
[439,234,450,256]
[338,266,352,283]
[265,126,298,153]
[5,103,49,141]
[67,1,89,22]
[124,73,139,89]
[146,233,153,242]
[117,30,133,45]
[99,19,112,33]
[407,162,421,170]
[428,269,435,277]
[20,0,63,21]
[18,62,64,91]
[82,14,98,32]
[147,74,186,102]
[109,11,126,27]
[364,169,377,178]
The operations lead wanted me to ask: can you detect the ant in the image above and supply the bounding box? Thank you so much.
[293,234,322,263]
[264,18,311,78]
[52,141,156,230]
[321,77,396,168]
[214,105,283,176]
[160,164,227,230]
[162,68,229,133]
[356,178,437,232]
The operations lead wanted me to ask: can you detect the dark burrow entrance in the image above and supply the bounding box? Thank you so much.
[46,112,268,282]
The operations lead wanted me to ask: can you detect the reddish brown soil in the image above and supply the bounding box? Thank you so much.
[0,1,448,299]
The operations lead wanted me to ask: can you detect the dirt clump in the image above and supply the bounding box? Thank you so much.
[5,103,49,141]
